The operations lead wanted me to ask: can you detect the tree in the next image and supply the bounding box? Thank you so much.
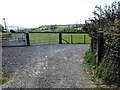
[50,25,57,31]
[0,24,4,32]
[10,29,16,33]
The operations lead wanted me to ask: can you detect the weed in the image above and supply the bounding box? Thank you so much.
[0,71,13,85]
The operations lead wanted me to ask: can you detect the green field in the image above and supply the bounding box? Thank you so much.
[29,33,90,44]
[30,33,59,43]
[62,34,90,44]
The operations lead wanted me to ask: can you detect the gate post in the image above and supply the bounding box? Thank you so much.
[96,38,100,65]
[90,37,94,53]
[59,32,62,44]
[84,35,86,44]
[96,32,103,65]
[71,35,73,44]
[26,33,30,46]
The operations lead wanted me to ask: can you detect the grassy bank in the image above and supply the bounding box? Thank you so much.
[83,49,118,88]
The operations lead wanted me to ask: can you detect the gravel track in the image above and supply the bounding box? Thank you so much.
[2,44,96,88]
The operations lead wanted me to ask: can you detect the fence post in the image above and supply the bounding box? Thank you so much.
[96,32,104,65]
[59,32,62,44]
[84,35,86,44]
[96,38,100,65]
[26,33,30,46]
[71,35,73,44]
[90,37,94,53]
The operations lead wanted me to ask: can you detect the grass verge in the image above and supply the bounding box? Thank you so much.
[83,49,118,89]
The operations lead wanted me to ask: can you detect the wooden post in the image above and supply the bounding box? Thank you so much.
[96,32,104,65]
[26,33,30,46]
[59,32,62,44]
[71,35,73,44]
[84,35,86,44]
[90,37,94,53]
[96,38,100,65]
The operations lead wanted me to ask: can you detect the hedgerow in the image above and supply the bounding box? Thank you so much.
[83,1,120,86]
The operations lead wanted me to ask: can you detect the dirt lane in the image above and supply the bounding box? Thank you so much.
[2,44,96,88]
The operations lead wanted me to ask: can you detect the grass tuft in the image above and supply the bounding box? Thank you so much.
[0,71,13,85]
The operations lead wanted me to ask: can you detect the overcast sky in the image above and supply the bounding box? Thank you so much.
[0,0,117,28]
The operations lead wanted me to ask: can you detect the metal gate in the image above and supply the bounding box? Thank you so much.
[1,33,28,47]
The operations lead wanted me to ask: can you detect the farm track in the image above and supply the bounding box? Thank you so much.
[2,43,96,88]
